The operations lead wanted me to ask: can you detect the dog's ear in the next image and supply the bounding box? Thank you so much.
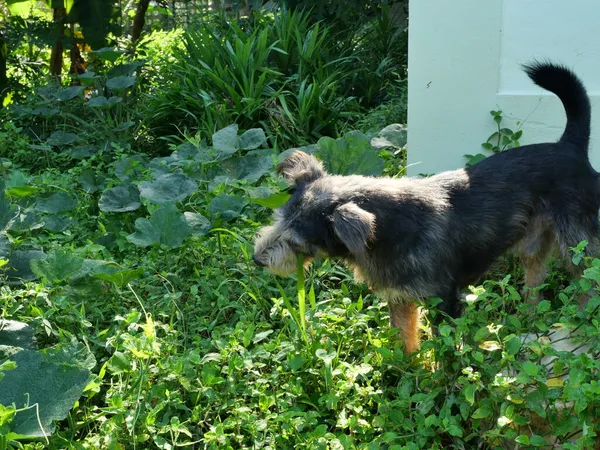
[277,151,326,185]
[331,202,375,255]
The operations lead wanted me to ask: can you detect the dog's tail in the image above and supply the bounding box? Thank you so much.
[523,61,591,153]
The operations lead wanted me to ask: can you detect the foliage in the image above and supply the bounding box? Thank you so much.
[0,320,94,445]
[2,50,146,172]
[2,110,600,448]
[0,121,399,448]
[465,110,523,167]
[355,79,408,132]
[143,10,362,149]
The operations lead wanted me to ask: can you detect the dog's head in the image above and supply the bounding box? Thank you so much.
[252,151,376,275]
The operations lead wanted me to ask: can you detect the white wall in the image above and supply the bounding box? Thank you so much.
[407,0,600,176]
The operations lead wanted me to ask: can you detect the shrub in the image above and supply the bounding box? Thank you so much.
[142,10,359,149]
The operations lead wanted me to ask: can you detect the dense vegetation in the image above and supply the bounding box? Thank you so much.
[1,2,599,449]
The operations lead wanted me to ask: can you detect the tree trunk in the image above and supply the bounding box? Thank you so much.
[69,25,86,83]
[49,7,67,77]
[0,31,7,108]
[131,0,151,43]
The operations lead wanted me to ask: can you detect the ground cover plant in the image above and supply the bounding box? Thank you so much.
[1,2,600,449]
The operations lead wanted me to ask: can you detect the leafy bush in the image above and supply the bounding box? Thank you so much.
[143,10,363,149]
[2,51,148,172]
[355,80,408,133]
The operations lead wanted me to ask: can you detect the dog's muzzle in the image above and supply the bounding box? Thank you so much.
[252,254,266,267]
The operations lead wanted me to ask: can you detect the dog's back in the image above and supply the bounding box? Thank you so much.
[444,63,600,293]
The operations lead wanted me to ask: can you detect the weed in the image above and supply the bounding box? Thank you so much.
[465,110,523,167]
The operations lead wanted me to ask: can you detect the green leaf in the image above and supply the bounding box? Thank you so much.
[6,170,29,189]
[139,173,198,204]
[8,209,43,232]
[6,0,33,18]
[0,196,18,231]
[114,155,148,183]
[474,326,490,342]
[465,153,487,166]
[529,435,548,446]
[127,203,191,248]
[107,61,144,78]
[252,330,273,344]
[0,320,37,350]
[94,268,144,288]
[536,300,551,313]
[106,76,136,90]
[463,384,476,406]
[85,96,122,108]
[503,334,521,356]
[5,185,40,198]
[522,361,540,377]
[0,233,9,259]
[239,128,266,150]
[447,424,463,437]
[515,435,530,445]
[76,71,97,86]
[439,324,452,337]
[184,212,211,236]
[0,349,90,439]
[42,338,96,371]
[89,47,123,62]
[114,121,135,132]
[70,145,99,159]
[315,131,384,176]
[209,195,247,222]
[0,404,16,428]
[371,124,407,150]
[5,250,46,281]
[249,191,291,209]
[36,193,77,214]
[287,354,305,371]
[30,248,83,284]
[56,86,84,101]
[212,124,239,157]
[43,215,72,232]
[79,170,106,193]
[98,185,141,213]
[69,259,116,282]
[471,407,492,419]
[222,153,273,183]
[46,130,79,146]
[107,351,130,375]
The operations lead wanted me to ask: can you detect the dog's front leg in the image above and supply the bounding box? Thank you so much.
[388,301,420,354]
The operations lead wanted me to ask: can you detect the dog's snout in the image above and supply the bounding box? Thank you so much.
[252,254,266,267]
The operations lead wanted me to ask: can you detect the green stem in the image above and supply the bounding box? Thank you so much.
[296,255,307,338]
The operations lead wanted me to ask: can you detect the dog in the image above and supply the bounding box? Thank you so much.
[252,62,600,353]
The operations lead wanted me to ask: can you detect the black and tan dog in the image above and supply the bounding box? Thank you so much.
[252,62,600,353]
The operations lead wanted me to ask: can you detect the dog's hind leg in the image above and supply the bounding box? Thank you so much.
[522,252,552,304]
[436,287,462,319]
[388,301,420,354]
[516,224,556,304]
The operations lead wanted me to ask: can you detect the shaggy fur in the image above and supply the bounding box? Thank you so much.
[252,62,600,353]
